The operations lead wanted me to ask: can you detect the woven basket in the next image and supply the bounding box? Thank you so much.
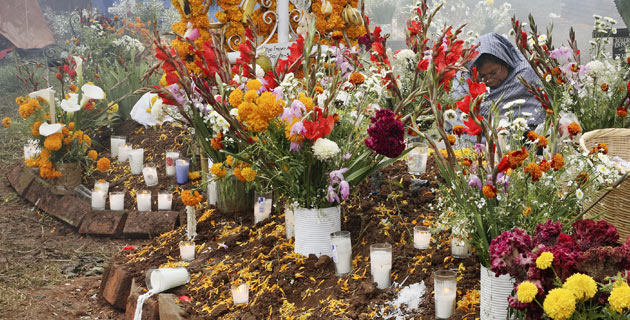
[579,128,630,242]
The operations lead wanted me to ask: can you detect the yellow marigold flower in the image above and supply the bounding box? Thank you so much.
[536,251,554,270]
[608,283,630,313]
[88,150,98,161]
[517,281,538,303]
[83,135,92,147]
[563,273,597,300]
[181,190,203,206]
[18,98,40,119]
[15,96,25,105]
[25,157,39,168]
[2,117,12,128]
[298,92,313,112]
[97,158,111,172]
[241,167,257,182]
[68,122,75,131]
[226,155,234,167]
[44,133,63,151]
[229,89,244,107]
[210,163,227,178]
[244,90,258,103]
[246,79,262,91]
[188,171,201,180]
[234,167,245,182]
[107,103,119,114]
[543,288,576,320]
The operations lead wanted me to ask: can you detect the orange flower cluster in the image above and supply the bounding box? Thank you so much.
[452,125,465,136]
[233,81,285,132]
[524,162,542,182]
[590,143,608,155]
[567,122,581,137]
[522,206,532,216]
[211,132,224,151]
[538,159,551,172]
[447,134,456,145]
[349,72,365,85]
[97,158,111,172]
[18,98,40,119]
[39,161,62,179]
[551,154,564,171]
[2,117,11,128]
[181,190,203,206]
[526,131,548,148]
[506,147,529,169]
[170,0,215,74]
[88,150,98,161]
[312,0,365,46]
[210,162,227,178]
[44,133,63,151]
[618,107,628,118]
[482,184,497,198]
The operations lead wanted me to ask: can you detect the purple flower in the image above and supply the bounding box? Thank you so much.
[342,152,351,160]
[339,180,350,200]
[290,121,305,136]
[474,143,485,155]
[549,47,572,65]
[329,168,348,184]
[326,185,339,203]
[467,174,482,189]
[496,172,509,189]
[364,109,405,158]
[290,142,302,152]
[280,100,306,122]
[272,86,283,100]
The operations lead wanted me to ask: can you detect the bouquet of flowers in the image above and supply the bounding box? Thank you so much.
[490,219,630,319]
[510,15,630,132]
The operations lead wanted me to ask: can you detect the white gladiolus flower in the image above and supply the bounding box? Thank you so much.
[312,138,340,160]
[60,93,81,112]
[39,122,63,136]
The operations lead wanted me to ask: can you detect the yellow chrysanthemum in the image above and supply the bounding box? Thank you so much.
[88,150,98,161]
[228,89,244,108]
[210,163,227,179]
[246,79,262,91]
[609,284,630,313]
[244,90,258,103]
[543,288,576,320]
[563,273,597,300]
[188,171,201,180]
[517,281,538,303]
[240,167,256,182]
[536,251,554,270]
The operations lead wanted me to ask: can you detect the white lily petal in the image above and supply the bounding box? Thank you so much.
[81,84,105,100]
[60,93,81,113]
[73,56,83,83]
[39,122,63,136]
[29,87,54,104]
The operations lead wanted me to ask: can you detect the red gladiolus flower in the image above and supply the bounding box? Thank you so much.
[467,78,487,99]
[456,95,472,114]
[417,58,429,71]
[303,108,334,141]
[464,115,483,136]
[497,156,510,173]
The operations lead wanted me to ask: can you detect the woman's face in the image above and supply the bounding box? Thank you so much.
[478,61,509,88]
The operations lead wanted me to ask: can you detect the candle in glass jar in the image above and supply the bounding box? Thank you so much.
[175,159,190,185]
[413,226,431,250]
[231,283,249,305]
[23,140,39,159]
[158,191,172,211]
[331,231,352,276]
[253,192,272,224]
[129,148,144,175]
[165,151,179,177]
[370,243,392,289]
[434,270,457,319]
[179,241,195,261]
[91,189,106,210]
[137,190,151,211]
[94,180,109,194]
[110,135,126,159]
[142,163,158,186]
[451,235,471,259]
[118,144,132,162]
[109,191,125,211]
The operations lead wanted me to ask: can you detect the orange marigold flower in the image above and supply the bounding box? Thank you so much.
[595,143,608,154]
[551,154,564,171]
[601,83,609,92]
[461,158,472,167]
[618,107,628,118]
[447,134,456,145]
[482,184,497,198]
[96,158,111,172]
[349,72,365,85]
[25,156,39,168]
[210,163,227,178]
[241,167,257,182]
[246,79,262,91]
[31,121,42,136]
[18,98,40,119]
[522,206,532,216]
[315,86,324,94]
[181,190,203,206]
[68,122,75,131]
[234,167,245,182]
[537,136,548,148]
[2,117,11,128]
[44,133,63,151]
[229,89,244,108]
[188,171,201,180]
[211,132,224,150]
[576,172,589,185]
[68,84,78,93]
[452,125,465,136]
[331,30,344,41]
[88,150,98,161]
[526,131,538,141]
[539,160,551,172]
[567,122,581,137]
[507,147,529,169]
[225,155,234,167]
[524,162,542,182]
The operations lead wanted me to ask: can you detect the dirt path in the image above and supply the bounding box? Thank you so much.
[0,167,143,320]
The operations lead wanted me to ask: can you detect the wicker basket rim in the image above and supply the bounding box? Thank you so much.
[578,128,630,154]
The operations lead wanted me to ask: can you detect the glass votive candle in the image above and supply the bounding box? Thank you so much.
[94,180,109,194]
[118,143,132,162]
[331,231,352,276]
[285,206,294,239]
[370,243,392,289]
[142,162,159,187]
[137,190,151,211]
[231,283,249,305]
[413,226,431,250]
[434,269,457,319]
[23,140,39,159]
[145,267,190,294]
[91,189,107,210]
[253,191,273,224]
[129,148,144,175]
[110,135,126,159]
[451,234,471,259]
[157,191,173,211]
[179,240,195,261]
[175,158,190,185]
[109,191,125,211]
[407,142,429,175]
[165,151,180,177]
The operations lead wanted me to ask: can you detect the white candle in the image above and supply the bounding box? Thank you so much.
[118,144,132,162]
[137,190,151,211]
[49,89,56,124]
[253,193,272,224]
[142,164,158,187]
[451,236,471,259]
[414,226,431,250]
[231,283,249,305]
[285,206,294,239]
[435,287,456,319]
[129,148,144,175]
[109,191,125,211]
[277,0,289,43]
[165,151,179,177]
[407,145,428,175]
[370,243,392,289]
[179,241,195,261]
[23,141,39,159]
[91,189,106,210]
[157,192,172,211]
[331,231,352,275]
[110,136,126,159]
[146,268,190,293]
[94,180,109,194]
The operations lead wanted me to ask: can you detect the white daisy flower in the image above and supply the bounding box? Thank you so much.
[444,110,458,122]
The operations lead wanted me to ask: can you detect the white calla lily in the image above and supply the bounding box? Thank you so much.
[80,84,105,106]
[39,122,63,136]
[29,87,54,104]
[60,93,81,113]
[73,56,83,83]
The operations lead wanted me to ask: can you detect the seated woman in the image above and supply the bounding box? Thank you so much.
[454,33,544,131]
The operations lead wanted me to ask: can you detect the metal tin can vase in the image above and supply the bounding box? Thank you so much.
[293,206,341,257]
[480,264,515,320]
